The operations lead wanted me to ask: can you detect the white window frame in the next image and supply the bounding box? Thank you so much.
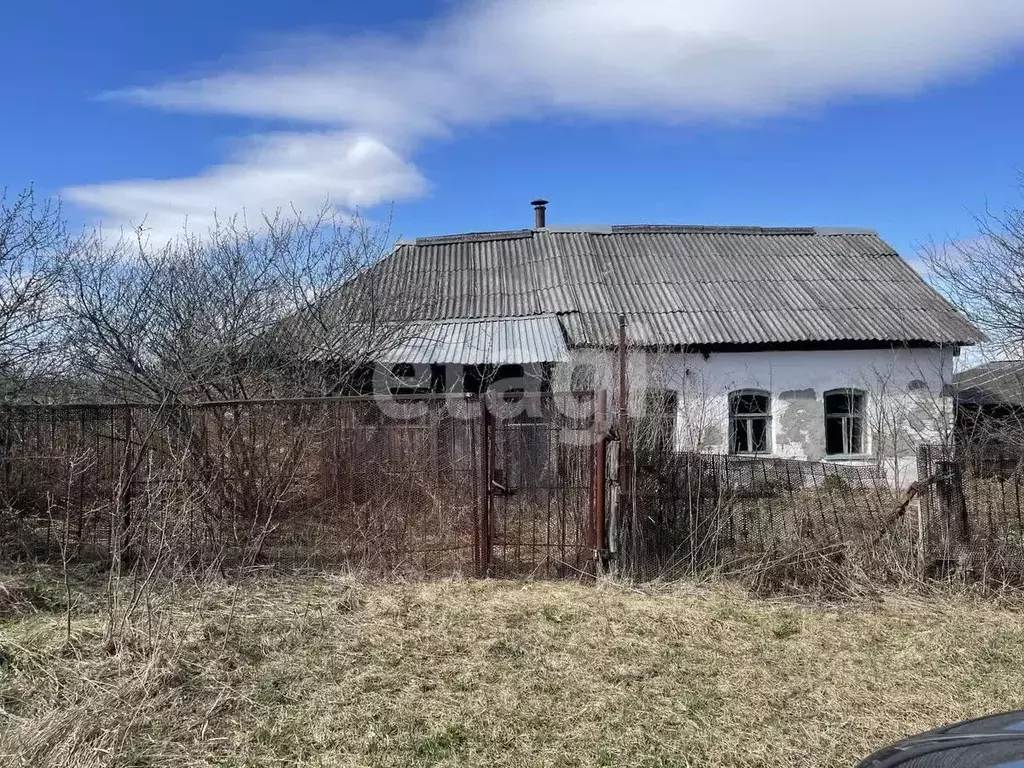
[823,388,868,457]
[728,389,772,455]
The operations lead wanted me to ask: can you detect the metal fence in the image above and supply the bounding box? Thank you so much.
[619,447,895,579]
[918,444,1024,577]
[5,394,1024,582]
[0,393,600,579]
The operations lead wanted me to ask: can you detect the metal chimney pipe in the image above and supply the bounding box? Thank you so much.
[531,199,549,229]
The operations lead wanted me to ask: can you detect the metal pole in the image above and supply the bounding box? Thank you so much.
[593,390,607,567]
[470,398,481,577]
[119,406,134,566]
[479,395,492,576]
[915,445,929,576]
[617,314,632,575]
[618,314,628,443]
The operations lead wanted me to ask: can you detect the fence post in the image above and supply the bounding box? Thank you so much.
[618,314,629,462]
[593,390,608,573]
[915,445,931,572]
[118,406,134,566]
[616,314,635,578]
[477,395,492,577]
[950,460,970,543]
[470,397,480,577]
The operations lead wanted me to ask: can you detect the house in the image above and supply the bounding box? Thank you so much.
[954,360,1024,449]
[354,201,983,485]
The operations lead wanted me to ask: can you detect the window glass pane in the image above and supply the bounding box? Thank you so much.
[463,365,485,394]
[493,364,525,382]
[849,415,864,453]
[825,392,849,415]
[824,390,866,455]
[730,392,771,454]
[732,392,768,415]
[646,390,677,415]
[849,392,865,414]
[391,363,416,379]
[825,390,865,417]
[732,418,750,453]
[825,417,845,455]
[640,390,677,452]
[751,418,769,452]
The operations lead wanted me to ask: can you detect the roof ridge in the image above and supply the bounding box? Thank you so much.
[413,313,562,325]
[609,224,817,235]
[403,225,882,245]
[412,229,533,246]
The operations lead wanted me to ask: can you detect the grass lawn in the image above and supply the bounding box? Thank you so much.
[2,572,1024,767]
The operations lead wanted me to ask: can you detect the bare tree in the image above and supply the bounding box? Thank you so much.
[0,186,71,562]
[61,205,417,403]
[925,179,1024,356]
[0,186,70,400]
[924,178,1024,453]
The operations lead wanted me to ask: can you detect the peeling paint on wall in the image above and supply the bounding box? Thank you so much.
[567,345,956,486]
[779,388,815,400]
[778,389,823,462]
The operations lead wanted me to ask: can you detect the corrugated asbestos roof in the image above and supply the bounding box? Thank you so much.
[358,225,983,353]
[379,315,568,365]
[955,361,1024,405]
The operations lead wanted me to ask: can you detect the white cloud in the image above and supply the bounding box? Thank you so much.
[69,0,1024,233]
[65,132,426,241]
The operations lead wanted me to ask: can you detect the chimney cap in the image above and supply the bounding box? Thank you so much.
[530,199,549,207]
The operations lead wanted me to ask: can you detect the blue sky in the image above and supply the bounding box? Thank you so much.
[3,0,1024,256]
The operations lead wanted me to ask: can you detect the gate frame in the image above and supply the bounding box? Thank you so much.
[474,395,493,577]
[474,390,609,579]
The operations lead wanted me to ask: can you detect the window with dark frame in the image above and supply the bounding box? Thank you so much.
[824,389,866,456]
[729,390,771,455]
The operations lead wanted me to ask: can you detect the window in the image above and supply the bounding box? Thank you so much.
[729,390,771,455]
[824,389,866,456]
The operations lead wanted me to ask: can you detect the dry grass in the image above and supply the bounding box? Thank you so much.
[2,570,1024,767]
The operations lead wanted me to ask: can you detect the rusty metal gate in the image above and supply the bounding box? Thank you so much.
[475,392,609,579]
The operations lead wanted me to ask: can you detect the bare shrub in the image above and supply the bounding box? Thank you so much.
[925,179,1024,357]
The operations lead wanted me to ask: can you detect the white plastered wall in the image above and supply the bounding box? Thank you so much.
[563,346,957,487]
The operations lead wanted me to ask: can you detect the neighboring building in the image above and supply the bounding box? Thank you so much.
[954,360,1024,449]
[358,201,983,485]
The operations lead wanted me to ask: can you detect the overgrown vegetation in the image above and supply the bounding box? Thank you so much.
[2,569,1024,767]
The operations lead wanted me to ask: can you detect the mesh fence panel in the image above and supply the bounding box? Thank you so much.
[7,396,1024,582]
[621,444,895,580]
[0,398,481,574]
[919,444,1024,576]
[0,405,132,562]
